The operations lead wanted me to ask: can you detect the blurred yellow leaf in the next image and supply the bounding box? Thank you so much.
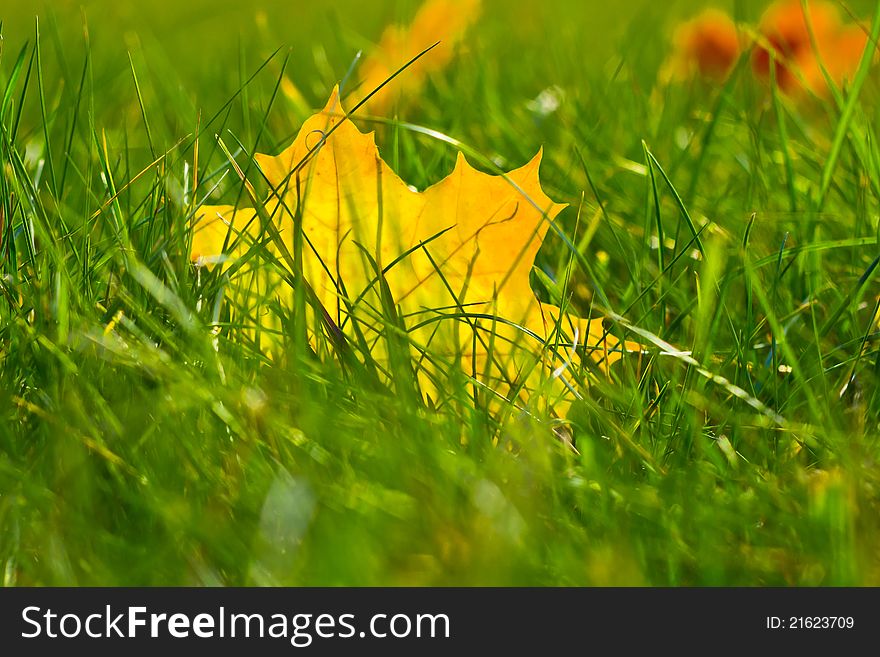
[192,89,638,412]
[751,0,874,96]
[348,0,481,115]
[662,9,741,83]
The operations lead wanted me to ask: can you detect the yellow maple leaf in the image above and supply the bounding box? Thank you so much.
[347,0,481,116]
[192,89,638,412]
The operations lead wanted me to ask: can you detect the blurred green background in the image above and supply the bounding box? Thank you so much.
[4,0,874,171]
[2,1,807,117]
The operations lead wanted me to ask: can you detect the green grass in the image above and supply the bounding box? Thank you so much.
[2,0,880,585]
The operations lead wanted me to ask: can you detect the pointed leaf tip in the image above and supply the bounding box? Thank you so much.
[322,85,345,116]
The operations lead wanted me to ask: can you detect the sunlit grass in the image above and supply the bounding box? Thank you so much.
[1,0,880,586]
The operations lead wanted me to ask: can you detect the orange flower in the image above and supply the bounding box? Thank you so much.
[666,9,741,82]
[751,0,871,95]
